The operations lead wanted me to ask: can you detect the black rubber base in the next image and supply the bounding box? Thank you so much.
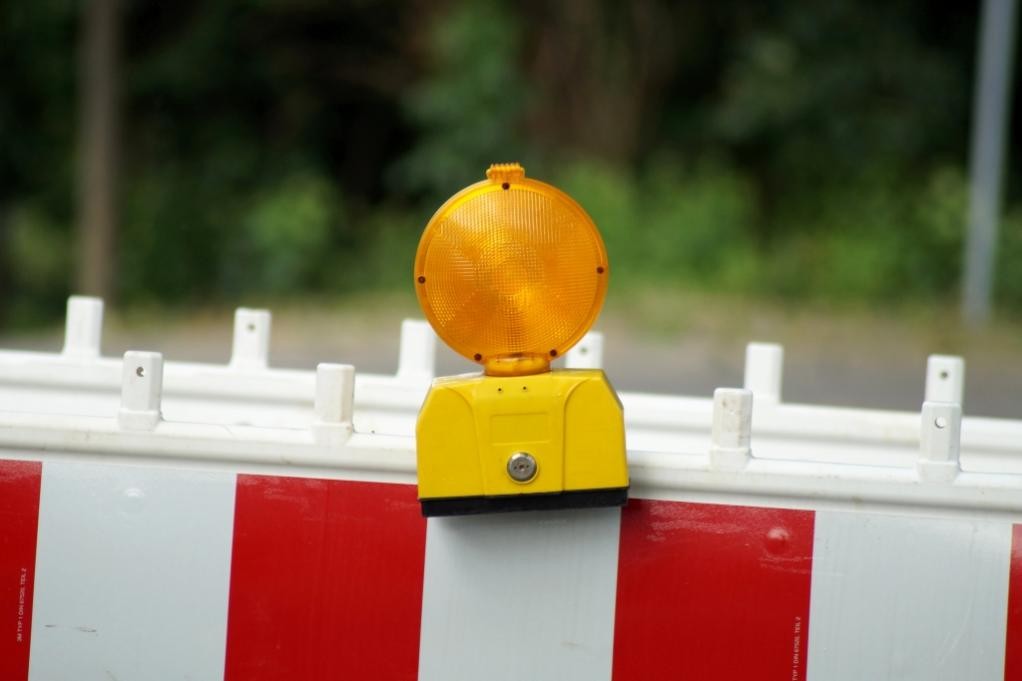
[420,487,629,517]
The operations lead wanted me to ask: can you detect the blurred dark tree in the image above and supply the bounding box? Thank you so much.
[389,0,531,199]
[118,0,423,301]
[3,0,1021,327]
[707,1,974,231]
[0,0,77,324]
[520,1,684,163]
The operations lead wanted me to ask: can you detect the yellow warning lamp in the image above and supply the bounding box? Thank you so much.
[414,163,628,515]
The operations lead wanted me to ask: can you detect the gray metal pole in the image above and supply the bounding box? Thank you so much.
[963,0,1018,327]
[77,0,121,301]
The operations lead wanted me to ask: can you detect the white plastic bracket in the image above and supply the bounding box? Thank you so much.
[709,388,753,471]
[313,363,355,445]
[565,330,604,369]
[917,401,962,482]
[397,319,436,381]
[743,342,783,403]
[118,351,164,431]
[925,355,965,406]
[62,296,104,358]
[230,308,271,370]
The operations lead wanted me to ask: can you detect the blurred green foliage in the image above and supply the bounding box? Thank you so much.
[555,160,758,290]
[1,0,1021,327]
[390,0,530,198]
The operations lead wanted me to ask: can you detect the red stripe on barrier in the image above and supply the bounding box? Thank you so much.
[1006,525,1022,681]
[0,460,42,681]
[224,476,426,681]
[612,500,815,681]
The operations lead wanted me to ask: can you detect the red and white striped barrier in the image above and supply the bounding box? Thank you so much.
[2,457,1020,680]
[3,297,1022,678]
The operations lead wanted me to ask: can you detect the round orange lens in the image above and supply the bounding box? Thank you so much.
[414,164,608,376]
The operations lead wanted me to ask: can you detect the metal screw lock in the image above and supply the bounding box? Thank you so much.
[507,452,538,482]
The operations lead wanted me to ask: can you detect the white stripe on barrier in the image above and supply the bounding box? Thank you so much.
[806,511,1012,680]
[418,508,620,681]
[28,461,236,681]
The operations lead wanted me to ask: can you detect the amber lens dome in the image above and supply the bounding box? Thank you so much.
[414,164,608,375]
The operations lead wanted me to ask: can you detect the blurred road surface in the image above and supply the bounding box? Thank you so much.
[2,293,1020,418]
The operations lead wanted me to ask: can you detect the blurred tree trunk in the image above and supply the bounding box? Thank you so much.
[76,0,120,300]
[525,0,681,164]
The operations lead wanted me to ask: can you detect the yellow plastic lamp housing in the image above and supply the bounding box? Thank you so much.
[413,164,628,516]
[414,163,608,376]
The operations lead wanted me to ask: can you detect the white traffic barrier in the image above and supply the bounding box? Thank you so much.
[2,295,1022,679]
[1,347,1021,679]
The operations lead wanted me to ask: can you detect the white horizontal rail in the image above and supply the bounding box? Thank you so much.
[2,296,1021,491]
[1,392,1020,517]
[0,298,430,431]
